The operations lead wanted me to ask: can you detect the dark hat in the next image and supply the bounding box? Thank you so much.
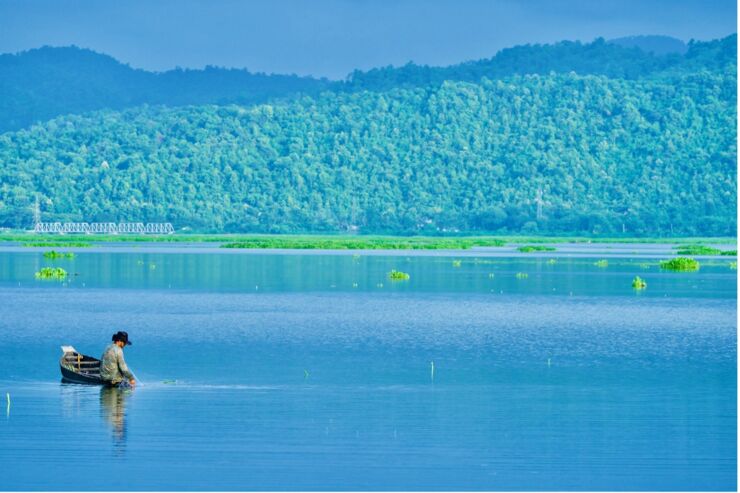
[112,331,132,346]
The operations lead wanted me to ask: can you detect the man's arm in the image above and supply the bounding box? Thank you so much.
[116,349,135,381]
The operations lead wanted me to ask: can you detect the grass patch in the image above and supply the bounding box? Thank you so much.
[720,250,737,256]
[631,276,647,289]
[388,269,410,281]
[35,267,68,280]
[517,245,556,253]
[24,241,91,247]
[221,237,506,250]
[674,244,721,255]
[42,250,75,259]
[660,257,700,271]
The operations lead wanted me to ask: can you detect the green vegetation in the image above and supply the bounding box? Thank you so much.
[631,276,647,289]
[0,36,734,236]
[23,241,91,247]
[34,267,68,280]
[729,261,737,270]
[594,259,609,267]
[452,260,462,267]
[221,237,505,249]
[660,257,700,271]
[546,258,557,264]
[518,245,556,253]
[388,269,410,280]
[42,250,75,259]
[515,272,529,279]
[721,250,737,256]
[675,244,721,255]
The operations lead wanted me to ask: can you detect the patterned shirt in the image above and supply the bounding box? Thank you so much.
[100,343,134,384]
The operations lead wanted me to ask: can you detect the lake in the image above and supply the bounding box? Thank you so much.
[0,247,736,490]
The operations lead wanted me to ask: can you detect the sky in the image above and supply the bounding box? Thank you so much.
[0,0,736,79]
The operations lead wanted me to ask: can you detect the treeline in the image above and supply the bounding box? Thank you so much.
[0,46,333,133]
[0,49,735,235]
[0,35,735,133]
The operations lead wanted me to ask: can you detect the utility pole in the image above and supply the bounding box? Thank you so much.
[32,195,41,225]
[535,187,544,221]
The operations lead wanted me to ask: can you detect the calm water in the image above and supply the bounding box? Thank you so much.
[0,249,736,490]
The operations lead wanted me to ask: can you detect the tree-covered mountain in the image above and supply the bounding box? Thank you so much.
[608,35,688,55]
[0,46,334,133]
[0,35,735,235]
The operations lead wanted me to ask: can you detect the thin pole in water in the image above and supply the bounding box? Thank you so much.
[547,358,552,367]
[6,393,9,416]
[430,361,435,382]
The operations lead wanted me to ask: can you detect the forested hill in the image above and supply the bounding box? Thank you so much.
[0,46,334,133]
[0,35,736,235]
[1,35,734,133]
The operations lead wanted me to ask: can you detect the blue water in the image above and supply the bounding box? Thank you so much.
[0,250,736,490]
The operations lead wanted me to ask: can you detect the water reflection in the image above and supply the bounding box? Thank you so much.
[100,386,131,451]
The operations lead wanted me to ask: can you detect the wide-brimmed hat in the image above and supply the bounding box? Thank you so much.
[112,331,132,346]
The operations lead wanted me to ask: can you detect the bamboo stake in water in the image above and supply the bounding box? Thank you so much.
[6,392,9,417]
[430,361,435,382]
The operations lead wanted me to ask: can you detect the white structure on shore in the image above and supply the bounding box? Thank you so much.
[33,222,175,234]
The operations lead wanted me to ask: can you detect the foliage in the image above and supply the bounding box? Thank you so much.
[23,242,91,247]
[452,260,462,267]
[594,259,609,267]
[518,245,556,253]
[34,266,67,279]
[42,250,75,259]
[720,250,737,256]
[221,237,505,249]
[388,269,410,280]
[674,244,721,255]
[515,272,529,279]
[659,257,700,271]
[631,276,647,289]
[0,36,735,236]
[730,261,737,270]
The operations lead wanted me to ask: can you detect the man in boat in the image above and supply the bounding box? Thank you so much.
[100,331,136,387]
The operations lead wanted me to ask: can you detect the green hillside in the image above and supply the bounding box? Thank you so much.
[0,36,735,235]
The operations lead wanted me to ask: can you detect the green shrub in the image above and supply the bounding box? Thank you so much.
[720,250,737,256]
[674,244,721,255]
[631,276,647,289]
[35,267,68,280]
[518,245,556,253]
[42,250,75,259]
[388,269,410,280]
[660,257,700,271]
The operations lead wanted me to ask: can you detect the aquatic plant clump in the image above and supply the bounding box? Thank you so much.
[35,267,68,280]
[660,257,700,271]
[24,241,91,248]
[594,259,608,267]
[631,276,647,289]
[674,244,721,255]
[720,250,737,256]
[518,245,556,253]
[452,260,462,267]
[42,250,75,259]
[388,269,410,280]
[515,272,529,279]
[729,261,737,270]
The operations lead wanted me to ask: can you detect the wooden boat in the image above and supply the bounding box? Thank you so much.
[59,346,105,384]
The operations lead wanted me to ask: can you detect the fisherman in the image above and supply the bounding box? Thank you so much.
[100,331,136,387]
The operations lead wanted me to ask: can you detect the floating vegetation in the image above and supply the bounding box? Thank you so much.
[594,259,609,268]
[721,250,737,256]
[518,245,556,253]
[729,261,737,270]
[149,263,157,270]
[221,237,506,250]
[42,250,75,259]
[136,260,145,265]
[35,267,68,280]
[452,260,462,267]
[638,262,653,269]
[674,244,721,255]
[488,273,495,278]
[352,282,358,288]
[631,276,647,289]
[388,269,410,280]
[546,258,557,265]
[515,272,529,279]
[24,241,91,248]
[660,257,700,271]
[162,379,177,385]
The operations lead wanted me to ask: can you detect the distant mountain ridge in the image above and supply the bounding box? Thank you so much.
[608,35,688,55]
[0,34,735,133]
